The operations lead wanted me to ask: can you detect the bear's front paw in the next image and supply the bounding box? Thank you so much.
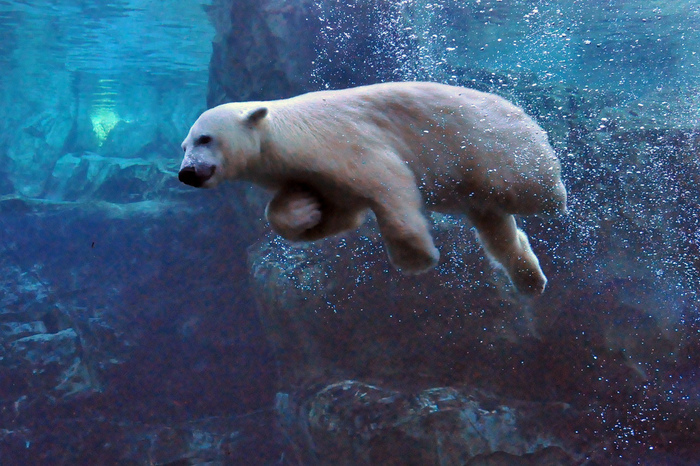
[266,189,323,241]
[386,237,440,275]
[284,196,323,232]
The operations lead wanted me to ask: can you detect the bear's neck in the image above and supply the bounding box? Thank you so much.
[250,104,329,186]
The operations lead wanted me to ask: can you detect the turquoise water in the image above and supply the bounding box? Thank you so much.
[0,0,698,464]
[0,0,212,76]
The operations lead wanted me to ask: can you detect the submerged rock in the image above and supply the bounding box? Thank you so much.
[206,0,318,106]
[276,380,582,465]
[44,152,178,203]
[249,206,698,462]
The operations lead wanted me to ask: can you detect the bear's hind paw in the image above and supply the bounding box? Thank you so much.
[510,266,547,296]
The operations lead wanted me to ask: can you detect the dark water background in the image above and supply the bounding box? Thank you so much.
[0,0,698,464]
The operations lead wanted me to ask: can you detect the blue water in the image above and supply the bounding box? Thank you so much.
[0,0,698,464]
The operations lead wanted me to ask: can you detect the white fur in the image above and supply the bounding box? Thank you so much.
[180,82,567,295]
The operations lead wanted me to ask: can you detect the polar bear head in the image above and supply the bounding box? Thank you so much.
[178,104,268,188]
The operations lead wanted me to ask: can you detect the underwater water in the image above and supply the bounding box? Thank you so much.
[0,0,698,464]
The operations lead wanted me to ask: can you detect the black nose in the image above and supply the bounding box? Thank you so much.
[178,164,216,187]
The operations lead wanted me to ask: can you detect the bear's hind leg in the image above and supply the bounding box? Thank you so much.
[468,210,547,295]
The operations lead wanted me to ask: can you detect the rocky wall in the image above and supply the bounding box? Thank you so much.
[0,0,291,463]
[207,0,700,464]
[0,195,284,464]
[0,0,697,463]
[0,65,206,202]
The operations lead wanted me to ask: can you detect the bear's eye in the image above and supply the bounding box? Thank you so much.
[195,135,212,145]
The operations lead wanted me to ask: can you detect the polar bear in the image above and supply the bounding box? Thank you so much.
[178,82,567,295]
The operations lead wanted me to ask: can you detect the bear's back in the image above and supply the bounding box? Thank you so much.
[267,83,565,216]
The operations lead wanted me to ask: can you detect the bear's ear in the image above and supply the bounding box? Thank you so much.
[245,107,268,125]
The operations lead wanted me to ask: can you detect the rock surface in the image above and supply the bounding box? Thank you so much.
[0,0,698,463]
[248,197,699,463]
[215,1,700,463]
[0,199,282,464]
[205,0,318,106]
[276,380,584,465]
[44,152,177,203]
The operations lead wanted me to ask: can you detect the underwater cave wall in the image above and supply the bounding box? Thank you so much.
[0,0,698,463]
[208,0,700,463]
[0,2,283,463]
[0,1,210,202]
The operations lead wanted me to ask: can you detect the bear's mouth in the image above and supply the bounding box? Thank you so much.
[178,164,216,188]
